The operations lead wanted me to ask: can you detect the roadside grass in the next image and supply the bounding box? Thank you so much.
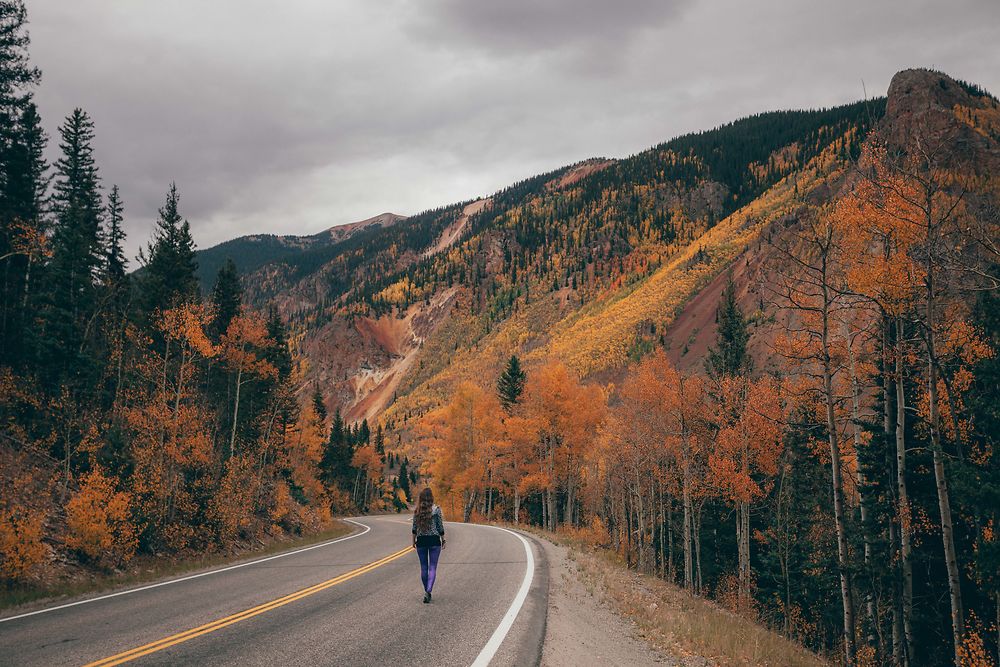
[0,519,355,614]
[519,525,828,667]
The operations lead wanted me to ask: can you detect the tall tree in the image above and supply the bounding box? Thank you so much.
[497,354,526,411]
[320,409,355,493]
[889,141,969,663]
[264,309,292,382]
[421,382,504,522]
[137,183,199,319]
[311,385,327,425]
[41,108,103,383]
[710,375,784,608]
[99,185,129,413]
[209,258,241,340]
[706,274,752,379]
[834,141,922,663]
[102,185,126,289]
[218,312,276,458]
[0,0,40,220]
[0,100,47,365]
[397,458,411,503]
[773,208,857,665]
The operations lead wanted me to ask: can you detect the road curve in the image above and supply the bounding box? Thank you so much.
[0,516,547,666]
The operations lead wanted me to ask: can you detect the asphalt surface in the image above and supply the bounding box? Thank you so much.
[0,516,547,666]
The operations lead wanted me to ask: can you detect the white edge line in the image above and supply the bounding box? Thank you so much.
[469,525,535,667]
[0,518,372,624]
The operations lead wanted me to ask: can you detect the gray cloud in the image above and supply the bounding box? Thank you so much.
[27,0,1000,265]
[408,0,693,72]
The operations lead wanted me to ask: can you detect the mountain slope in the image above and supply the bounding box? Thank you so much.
[192,70,998,428]
[194,211,406,288]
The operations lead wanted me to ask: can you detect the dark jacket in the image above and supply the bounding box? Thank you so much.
[412,504,445,547]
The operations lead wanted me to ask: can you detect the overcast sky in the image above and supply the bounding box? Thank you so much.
[28,0,1000,263]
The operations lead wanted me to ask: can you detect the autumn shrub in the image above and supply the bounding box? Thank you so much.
[0,507,47,582]
[297,505,331,534]
[326,485,353,514]
[0,447,53,583]
[208,455,259,544]
[563,515,610,548]
[715,571,760,620]
[65,467,137,569]
[271,481,302,533]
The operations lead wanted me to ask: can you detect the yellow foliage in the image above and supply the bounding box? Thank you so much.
[65,467,137,569]
[0,445,53,582]
[0,506,46,581]
[208,456,260,543]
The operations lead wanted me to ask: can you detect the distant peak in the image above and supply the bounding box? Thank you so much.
[886,68,995,116]
[323,212,406,237]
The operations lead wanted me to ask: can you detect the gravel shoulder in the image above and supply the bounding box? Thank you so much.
[538,535,678,666]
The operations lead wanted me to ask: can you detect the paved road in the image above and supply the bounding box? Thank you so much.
[0,516,547,666]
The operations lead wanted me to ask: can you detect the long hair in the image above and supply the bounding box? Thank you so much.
[414,487,434,532]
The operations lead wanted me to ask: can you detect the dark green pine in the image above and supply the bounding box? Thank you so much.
[137,182,200,320]
[210,258,242,339]
[497,354,526,411]
[705,273,752,379]
[40,108,104,384]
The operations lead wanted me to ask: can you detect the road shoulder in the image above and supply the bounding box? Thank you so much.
[538,535,679,666]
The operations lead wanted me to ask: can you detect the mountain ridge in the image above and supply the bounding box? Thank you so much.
[191,69,997,430]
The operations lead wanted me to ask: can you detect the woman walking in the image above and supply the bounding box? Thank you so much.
[412,487,446,603]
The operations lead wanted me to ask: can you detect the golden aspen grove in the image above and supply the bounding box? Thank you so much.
[1,1,999,664]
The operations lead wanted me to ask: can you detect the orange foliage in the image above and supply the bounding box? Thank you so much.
[517,362,605,494]
[0,505,46,582]
[65,467,137,568]
[710,376,785,505]
[0,446,53,582]
[208,455,260,543]
[127,304,217,552]
[420,381,504,520]
[282,400,326,503]
[218,312,276,380]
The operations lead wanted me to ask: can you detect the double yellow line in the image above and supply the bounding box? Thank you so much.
[84,546,413,666]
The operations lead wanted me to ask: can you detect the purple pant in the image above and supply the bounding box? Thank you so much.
[416,545,441,593]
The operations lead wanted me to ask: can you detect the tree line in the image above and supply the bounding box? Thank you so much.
[420,131,1000,665]
[0,1,412,586]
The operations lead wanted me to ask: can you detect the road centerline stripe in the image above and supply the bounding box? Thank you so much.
[0,518,373,625]
[82,545,413,667]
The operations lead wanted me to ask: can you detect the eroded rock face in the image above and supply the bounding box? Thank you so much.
[300,287,460,423]
[882,68,1000,175]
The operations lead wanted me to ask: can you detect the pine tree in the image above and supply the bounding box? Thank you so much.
[137,183,199,320]
[705,274,752,379]
[398,458,411,503]
[97,185,129,411]
[374,423,384,454]
[497,354,527,411]
[209,258,241,340]
[264,309,292,382]
[0,1,43,368]
[320,408,355,490]
[0,1,40,205]
[311,385,327,424]
[1,100,47,364]
[331,409,346,452]
[102,186,126,288]
[40,108,103,383]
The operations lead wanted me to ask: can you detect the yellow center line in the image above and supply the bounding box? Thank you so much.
[82,546,414,667]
